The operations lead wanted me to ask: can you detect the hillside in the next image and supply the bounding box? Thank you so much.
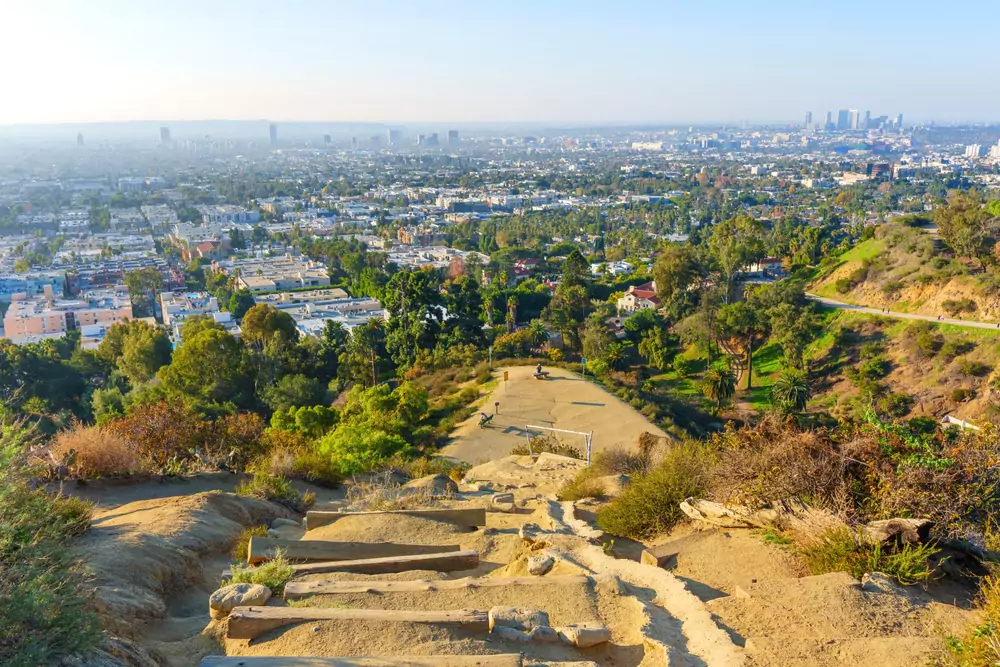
[809,222,1000,321]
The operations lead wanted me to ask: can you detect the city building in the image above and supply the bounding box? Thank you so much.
[213,255,331,293]
[837,109,850,130]
[269,123,278,147]
[160,126,171,144]
[965,144,984,158]
[387,129,402,146]
[448,130,459,147]
[0,270,66,301]
[848,109,860,130]
[258,291,386,337]
[2,285,133,345]
[159,291,221,326]
[804,111,812,127]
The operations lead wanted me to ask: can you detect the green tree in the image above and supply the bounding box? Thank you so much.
[707,214,764,301]
[179,314,224,341]
[123,267,163,316]
[638,328,673,370]
[343,319,387,387]
[652,244,699,304]
[240,304,299,350]
[701,366,736,410]
[934,191,997,265]
[716,300,769,390]
[158,329,245,405]
[604,341,631,371]
[228,289,255,320]
[262,374,324,413]
[770,368,812,414]
[118,323,172,385]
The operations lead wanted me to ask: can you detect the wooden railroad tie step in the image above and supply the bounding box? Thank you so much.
[247,536,462,564]
[200,655,523,667]
[284,573,590,599]
[223,550,480,579]
[305,508,487,531]
[226,606,490,640]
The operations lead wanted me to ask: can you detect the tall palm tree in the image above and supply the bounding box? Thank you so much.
[527,319,549,348]
[770,368,812,414]
[701,366,736,410]
[506,295,518,333]
[605,341,631,371]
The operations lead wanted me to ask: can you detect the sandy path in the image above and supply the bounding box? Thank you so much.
[440,365,666,463]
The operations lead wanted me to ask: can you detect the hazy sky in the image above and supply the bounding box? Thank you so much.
[1,0,997,126]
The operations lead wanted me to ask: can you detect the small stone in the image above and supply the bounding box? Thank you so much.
[313,626,321,632]
[271,518,300,528]
[209,583,271,617]
[491,625,534,643]
[266,528,281,537]
[527,554,555,576]
[556,621,612,648]
[491,492,516,513]
[488,606,550,632]
[528,625,560,642]
[519,522,542,542]
[482,526,498,535]
[861,571,924,600]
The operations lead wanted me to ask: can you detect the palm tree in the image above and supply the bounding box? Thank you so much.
[505,295,518,333]
[527,319,549,348]
[701,366,736,410]
[605,341,631,371]
[770,368,812,414]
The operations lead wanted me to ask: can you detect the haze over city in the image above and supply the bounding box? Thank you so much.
[1,0,998,127]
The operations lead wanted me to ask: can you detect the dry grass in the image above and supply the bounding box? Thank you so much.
[231,525,269,563]
[346,471,450,511]
[945,572,1000,666]
[48,422,140,478]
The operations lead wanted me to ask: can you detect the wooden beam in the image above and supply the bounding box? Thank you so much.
[305,508,487,531]
[200,655,523,667]
[226,606,489,640]
[223,550,479,579]
[247,536,462,565]
[284,574,590,599]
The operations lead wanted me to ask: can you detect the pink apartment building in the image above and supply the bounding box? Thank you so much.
[2,284,133,344]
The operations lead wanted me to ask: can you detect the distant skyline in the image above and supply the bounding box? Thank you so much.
[1,0,998,127]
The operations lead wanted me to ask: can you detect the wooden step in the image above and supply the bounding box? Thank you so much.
[284,574,590,599]
[200,655,523,667]
[223,550,479,579]
[306,508,487,531]
[226,606,490,640]
[247,536,462,564]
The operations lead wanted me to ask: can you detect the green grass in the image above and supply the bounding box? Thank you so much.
[799,526,938,585]
[809,238,886,298]
[224,550,295,593]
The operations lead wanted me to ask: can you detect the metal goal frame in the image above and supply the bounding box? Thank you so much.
[524,424,594,465]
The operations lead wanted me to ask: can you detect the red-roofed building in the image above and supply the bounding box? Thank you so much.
[617,280,660,313]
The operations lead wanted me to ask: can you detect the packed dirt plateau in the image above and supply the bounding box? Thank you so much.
[71,452,977,667]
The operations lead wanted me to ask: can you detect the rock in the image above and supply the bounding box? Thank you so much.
[402,473,459,497]
[482,526,498,536]
[519,522,543,542]
[491,492,516,513]
[556,621,612,648]
[595,573,626,595]
[491,626,533,643]
[861,572,927,601]
[208,583,271,619]
[527,554,555,576]
[271,517,300,528]
[266,528,282,538]
[862,518,933,547]
[488,606,550,632]
[528,625,560,642]
[461,482,483,492]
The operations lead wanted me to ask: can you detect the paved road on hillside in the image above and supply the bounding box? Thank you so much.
[807,293,1000,331]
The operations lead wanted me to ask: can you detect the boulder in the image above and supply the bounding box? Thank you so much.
[491,492,516,513]
[488,606,550,632]
[861,572,928,602]
[402,474,459,497]
[271,518,300,528]
[519,522,543,542]
[556,621,612,647]
[862,518,933,547]
[208,583,271,619]
[527,554,555,576]
[528,625,560,643]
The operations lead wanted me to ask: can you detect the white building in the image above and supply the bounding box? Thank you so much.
[159,291,222,326]
[965,144,984,159]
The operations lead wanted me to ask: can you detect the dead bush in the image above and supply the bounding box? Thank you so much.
[510,433,583,459]
[49,422,140,478]
[592,446,649,476]
[709,414,847,512]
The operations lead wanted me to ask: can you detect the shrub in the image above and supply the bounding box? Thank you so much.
[958,358,991,378]
[235,474,314,513]
[944,573,1000,666]
[834,277,854,294]
[906,321,942,357]
[232,525,269,562]
[596,442,712,540]
[49,422,140,478]
[557,474,607,502]
[876,391,913,418]
[799,526,938,585]
[586,358,610,377]
[401,456,470,483]
[593,446,649,476]
[1,421,102,665]
[942,298,978,317]
[941,339,976,360]
[950,388,973,402]
[547,347,565,362]
[672,356,691,378]
[881,280,905,296]
[225,550,295,593]
[474,362,493,384]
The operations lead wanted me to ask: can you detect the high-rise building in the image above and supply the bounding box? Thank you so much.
[76,132,84,147]
[863,110,871,129]
[448,129,459,147]
[965,144,984,158]
[323,134,331,147]
[989,141,1000,159]
[160,126,171,144]
[387,129,401,146]
[848,109,860,130]
[269,123,278,146]
[804,111,813,127]
[351,136,358,150]
[837,109,850,130]
[895,113,904,128]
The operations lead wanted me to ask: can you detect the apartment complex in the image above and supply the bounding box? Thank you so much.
[159,290,221,326]
[1,285,133,345]
[255,289,385,337]
[213,255,330,293]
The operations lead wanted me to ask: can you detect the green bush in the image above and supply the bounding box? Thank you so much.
[1,423,102,666]
[596,442,712,540]
[944,574,1000,666]
[225,550,295,593]
[950,387,973,402]
[557,473,607,501]
[799,526,938,585]
[235,474,314,512]
[941,339,976,360]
